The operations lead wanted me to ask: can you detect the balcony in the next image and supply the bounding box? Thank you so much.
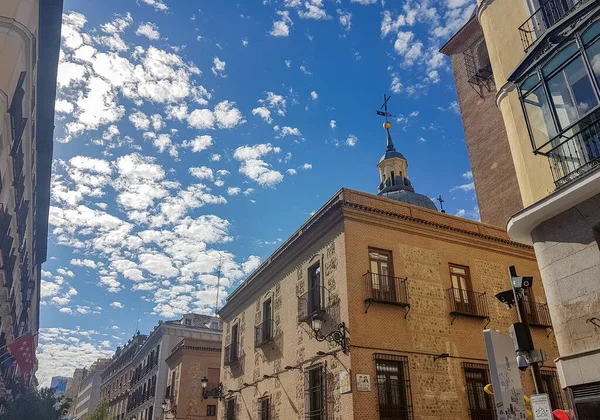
[254,320,274,348]
[297,286,335,322]
[519,0,590,52]
[447,288,490,323]
[540,116,600,187]
[224,343,239,365]
[524,301,553,328]
[364,272,410,310]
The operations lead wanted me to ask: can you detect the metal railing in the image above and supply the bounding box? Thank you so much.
[540,116,600,187]
[524,301,553,328]
[224,343,239,365]
[297,286,334,322]
[519,0,589,52]
[364,272,409,306]
[254,320,274,347]
[447,288,489,319]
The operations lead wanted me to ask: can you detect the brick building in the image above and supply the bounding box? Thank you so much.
[100,332,148,420]
[440,15,523,228]
[217,125,562,420]
[162,339,221,419]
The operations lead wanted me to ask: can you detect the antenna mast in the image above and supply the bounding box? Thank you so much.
[214,254,223,314]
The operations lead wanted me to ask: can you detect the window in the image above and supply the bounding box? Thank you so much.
[305,365,326,420]
[262,298,272,342]
[375,354,413,420]
[540,370,564,410]
[225,398,236,420]
[258,397,270,420]
[207,405,217,416]
[228,323,239,363]
[572,381,600,420]
[308,263,322,315]
[184,318,192,326]
[463,363,495,420]
[369,249,395,301]
[390,171,395,186]
[449,264,473,312]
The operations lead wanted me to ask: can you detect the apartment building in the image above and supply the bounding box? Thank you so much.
[125,314,222,420]
[100,332,148,420]
[0,0,61,392]
[217,124,563,420]
[74,358,110,419]
[470,0,600,415]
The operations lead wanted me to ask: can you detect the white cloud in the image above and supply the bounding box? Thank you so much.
[55,99,74,114]
[182,135,213,152]
[300,65,312,75]
[277,126,302,137]
[252,107,273,124]
[351,0,377,4]
[211,154,221,161]
[242,255,261,274]
[271,10,293,37]
[101,13,132,34]
[390,75,402,94]
[330,120,336,130]
[136,22,161,40]
[110,301,125,309]
[129,110,150,130]
[242,39,249,46]
[450,182,475,192]
[286,168,297,175]
[139,0,168,12]
[346,134,358,146]
[310,91,318,100]
[70,259,98,268]
[285,59,291,68]
[462,170,473,180]
[234,144,283,187]
[186,101,245,130]
[212,57,226,77]
[298,0,330,20]
[337,9,352,31]
[301,163,312,170]
[260,92,287,116]
[227,187,241,196]
[418,137,426,142]
[189,166,214,181]
[427,70,440,83]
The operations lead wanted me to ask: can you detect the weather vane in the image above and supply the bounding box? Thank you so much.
[436,195,446,213]
[376,94,397,129]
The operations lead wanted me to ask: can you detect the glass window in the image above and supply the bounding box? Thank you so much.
[207,405,217,416]
[548,56,598,129]
[305,365,325,420]
[542,42,578,76]
[369,249,392,297]
[586,38,600,87]
[308,263,321,315]
[376,357,412,420]
[463,364,495,419]
[258,397,271,420]
[582,20,600,45]
[226,398,236,420]
[521,73,540,94]
[524,85,557,146]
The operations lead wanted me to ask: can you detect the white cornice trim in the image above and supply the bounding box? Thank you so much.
[477,0,495,23]
[496,81,516,108]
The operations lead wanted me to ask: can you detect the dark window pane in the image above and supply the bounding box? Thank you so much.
[586,38,600,88]
[521,73,541,94]
[582,20,600,45]
[548,70,579,129]
[543,42,578,76]
[565,56,598,116]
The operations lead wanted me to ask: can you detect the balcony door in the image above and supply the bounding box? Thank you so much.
[369,249,395,302]
[262,298,272,342]
[450,264,473,314]
[308,263,322,315]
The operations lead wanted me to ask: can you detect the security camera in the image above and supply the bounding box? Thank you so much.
[512,276,534,289]
[516,354,529,372]
[495,290,515,309]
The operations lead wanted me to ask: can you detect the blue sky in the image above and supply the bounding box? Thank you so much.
[38,0,478,385]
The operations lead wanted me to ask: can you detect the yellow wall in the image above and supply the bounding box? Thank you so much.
[478,0,556,206]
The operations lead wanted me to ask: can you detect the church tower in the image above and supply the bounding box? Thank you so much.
[376,119,438,211]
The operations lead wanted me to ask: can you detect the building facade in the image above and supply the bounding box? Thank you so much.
[163,339,221,420]
[125,314,223,420]
[471,0,600,415]
[74,358,110,419]
[66,367,87,419]
[100,332,148,420]
[440,15,523,227]
[217,128,562,420]
[0,0,61,392]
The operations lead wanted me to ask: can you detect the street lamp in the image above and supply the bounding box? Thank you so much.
[310,313,348,352]
[201,376,224,400]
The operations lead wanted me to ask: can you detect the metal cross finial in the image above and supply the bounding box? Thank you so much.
[376,94,397,121]
[436,195,446,213]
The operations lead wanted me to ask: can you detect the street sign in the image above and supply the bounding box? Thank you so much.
[339,370,351,394]
[356,374,371,392]
[530,394,552,420]
[484,329,528,420]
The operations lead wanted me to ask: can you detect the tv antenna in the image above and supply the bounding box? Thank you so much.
[214,253,223,314]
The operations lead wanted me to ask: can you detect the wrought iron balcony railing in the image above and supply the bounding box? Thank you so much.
[364,272,409,307]
[524,300,553,328]
[538,116,600,187]
[519,0,589,52]
[297,286,335,322]
[224,343,239,365]
[447,288,490,320]
[255,319,274,348]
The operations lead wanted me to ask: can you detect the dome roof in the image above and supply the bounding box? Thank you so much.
[379,190,438,211]
[379,149,406,163]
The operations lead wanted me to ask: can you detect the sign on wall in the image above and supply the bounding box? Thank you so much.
[484,329,528,420]
[339,370,351,394]
[356,374,371,392]
[530,394,552,420]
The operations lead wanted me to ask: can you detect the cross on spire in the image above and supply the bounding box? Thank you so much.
[375,94,397,152]
[376,94,396,121]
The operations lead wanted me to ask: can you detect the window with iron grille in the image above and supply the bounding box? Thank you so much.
[375,354,413,420]
[462,363,496,420]
[258,396,271,420]
[305,364,326,420]
[206,405,216,416]
[540,370,564,410]
[225,398,236,420]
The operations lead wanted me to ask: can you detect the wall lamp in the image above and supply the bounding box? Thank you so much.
[201,376,224,400]
[433,353,450,362]
[310,313,348,352]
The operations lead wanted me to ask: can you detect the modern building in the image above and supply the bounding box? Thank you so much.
[65,367,87,419]
[100,332,148,420]
[74,358,110,419]
[469,0,600,415]
[125,314,222,420]
[440,14,523,227]
[217,123,563,420]
[0,0,62,393]
[162,338,221,420]
[50,375,70,394]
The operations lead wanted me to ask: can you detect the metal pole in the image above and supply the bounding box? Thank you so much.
[509,266,543,394]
